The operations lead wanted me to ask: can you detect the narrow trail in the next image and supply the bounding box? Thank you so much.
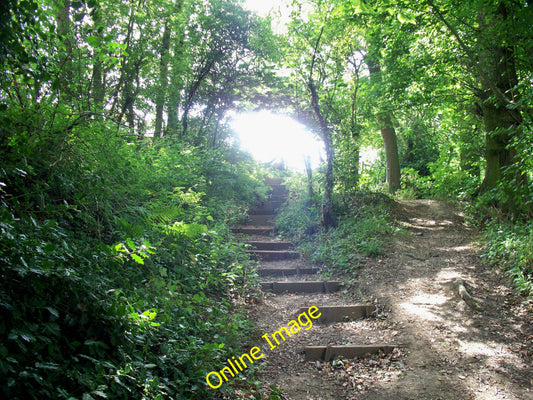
[356,200,533,400]
[236,183,533,400]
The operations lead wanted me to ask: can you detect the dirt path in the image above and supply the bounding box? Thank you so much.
[252,199,533,400]
[354,199,533,400]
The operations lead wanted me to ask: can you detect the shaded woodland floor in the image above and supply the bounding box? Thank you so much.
[248,200,533,400]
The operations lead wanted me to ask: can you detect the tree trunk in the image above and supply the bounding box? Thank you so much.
[166,0,185,136]
[167,42,185,136]
[349,58,361,188]
[366,56,401,194]
[379,112,401,194]
[477,2,528,212]
[154,19,171,138]
[54,0,73,100]
[308,77,335,229]
[430,0,528,213]
[181,58,216,139]
[91,2,105,110]
[304,155,314,205]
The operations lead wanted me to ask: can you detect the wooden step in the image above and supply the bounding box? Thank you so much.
[264,177,284,185]
[305,345,396,361]
[247,241,293,251]
[267,195,288,203]
[247,250,299,261]
[269,185,288,196]
[260,281,342,294]
[251,201,285,215]
[233,226,275,235]
[247,214,275,226]
[297,305,377,323]
[257,267,319,277]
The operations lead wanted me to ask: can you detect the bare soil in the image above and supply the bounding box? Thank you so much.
[249,199,533,400]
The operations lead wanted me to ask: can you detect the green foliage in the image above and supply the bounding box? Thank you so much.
[276,174,321,242]
[277,173,396,273]
[398,155,478,201]
[312,193,396,272]
[481,222,533,297]
[399,120,439,177]
[0,105,267,399]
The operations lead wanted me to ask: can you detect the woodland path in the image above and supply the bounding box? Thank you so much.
[236,183,533,400]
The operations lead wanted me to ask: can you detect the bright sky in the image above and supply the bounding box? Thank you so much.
[231,1,323,171]
[243,0,286,16]
[230,111,324,170]
[243,0,293,33]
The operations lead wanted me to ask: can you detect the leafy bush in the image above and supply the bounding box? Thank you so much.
[0,109,267,399]
[276,173,396,273]
[398,157,476,201]
[481,221,533,297]
[312,193,396,272]
[399,119,439,177]
[397,167,432,199]
[276,174,320,242]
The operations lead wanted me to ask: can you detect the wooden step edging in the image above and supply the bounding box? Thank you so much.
[247,215,275,226]
[257,267,319,277]
[247,241,293,251]
[233,226,275,235]
[247,250,299,261]
[264,177,284,185]
[297,304,377,323]
[251,202,284,214]
[304,344,397,361]
[260,281,342,294]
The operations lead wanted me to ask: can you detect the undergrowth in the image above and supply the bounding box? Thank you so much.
[481,220,533,297]
[276,174,396,273]
[0,110,270,399]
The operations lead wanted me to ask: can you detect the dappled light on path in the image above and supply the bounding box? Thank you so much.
[354,200,533,400]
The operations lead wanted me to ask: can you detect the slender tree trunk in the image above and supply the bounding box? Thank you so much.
[349,62,361,188]
[181,58,216,139]
[167,43,184,136]
[307,25,335,228]
[366,56,401,194]
[211,112,222,148]
[91,2,105,110]
[378,112,401,193]
[54,0,72,100]
[154,19,171,138]
[308,77,335,228]
[196,105,215,146]
[165,0,185,136]
[304,155,314,205]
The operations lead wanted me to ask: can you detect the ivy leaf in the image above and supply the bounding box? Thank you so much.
[397,12,416,25]
[46,307,59,318]
[126,238,136,251]
[130,254,144,264]
[87,36,100,47]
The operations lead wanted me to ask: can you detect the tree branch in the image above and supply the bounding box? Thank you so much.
[426,0,476,66]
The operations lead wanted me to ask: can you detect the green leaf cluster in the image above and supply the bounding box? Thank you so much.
[0,108,267,399]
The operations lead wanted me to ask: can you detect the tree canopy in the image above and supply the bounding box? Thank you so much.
[1,0,532,398]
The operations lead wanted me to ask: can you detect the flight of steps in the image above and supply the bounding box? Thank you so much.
[234,177,396,365]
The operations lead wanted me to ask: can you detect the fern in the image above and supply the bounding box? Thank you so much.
[146,205,184,225]
[115,217,146,239]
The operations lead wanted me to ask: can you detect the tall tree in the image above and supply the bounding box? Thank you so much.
[286,2,348,227]
[365,40,401,194]
[427,0,532,212]
[153,17,171,138]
